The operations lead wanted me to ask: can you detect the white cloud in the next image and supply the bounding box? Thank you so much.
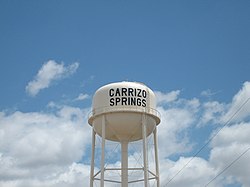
[26,60,79,96]
[74,93,89,101]
[151,83,250,187]
[154,91,200,157]
[199,101,225,126]
[210,122,250,148]
[0,163,90,187]
[201,89,220,98]
[160,157,218,187]
[209,122,250,187]
[155,90,180,105]
[0,106,91,187]
[157,106,195,157]
[222,81,250,123]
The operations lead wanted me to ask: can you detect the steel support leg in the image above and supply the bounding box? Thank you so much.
[154,128,160,187]
[142,114,149,187]
[121,141,128,187]
[100,115,106,187]
[90,129,96,187]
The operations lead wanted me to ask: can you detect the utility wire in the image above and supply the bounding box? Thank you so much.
[165,97,250,186]
[204,147,250,187]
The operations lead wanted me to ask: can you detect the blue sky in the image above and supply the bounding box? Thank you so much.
[0,1,250,187]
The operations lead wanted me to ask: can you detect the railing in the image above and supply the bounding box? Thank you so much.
[88,105,161,121]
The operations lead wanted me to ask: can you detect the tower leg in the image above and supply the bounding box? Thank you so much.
[100,115,106,187]
[121,141,128,187]
[154,128,160,187]
[142,114,149,187]
[90,130,96,187]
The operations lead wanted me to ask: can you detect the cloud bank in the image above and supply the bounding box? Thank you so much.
[0,106,91,187]
[1,81,250,187]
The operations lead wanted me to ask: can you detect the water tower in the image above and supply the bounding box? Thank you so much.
[88,81,161,187]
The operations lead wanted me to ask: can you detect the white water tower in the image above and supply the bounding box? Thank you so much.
[88,81,161,187]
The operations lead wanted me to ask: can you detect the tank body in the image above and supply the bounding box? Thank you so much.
[88,81,160,142]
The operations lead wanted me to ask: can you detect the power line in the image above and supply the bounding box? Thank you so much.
[165,97,250,186]
[204,147,250,187]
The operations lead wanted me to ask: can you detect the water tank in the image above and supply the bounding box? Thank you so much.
[88,81,160,142]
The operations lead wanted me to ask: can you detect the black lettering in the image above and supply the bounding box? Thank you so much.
[128,88,134,96]
[137,98,142,106]
[142,99,146,107]
[127,97,130,105]
[122,88,127,96]
[109,89,114,97]
[130,97,136,105]
[110,88,147,107]
[115,88,121,96]
[142,90,147,98]
[137,89,142,97]
[122,97,127,105]
[115,97,121,105]
[110,98,114,106]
